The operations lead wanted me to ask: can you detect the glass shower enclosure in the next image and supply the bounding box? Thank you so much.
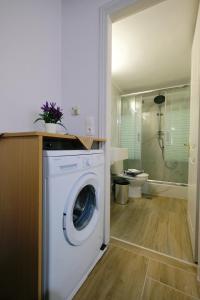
[120,86,190,184]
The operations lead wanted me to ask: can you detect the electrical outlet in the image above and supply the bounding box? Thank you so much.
[85,116,95,136]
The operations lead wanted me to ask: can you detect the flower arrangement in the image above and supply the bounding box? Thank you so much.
[35,101,63,123]
[35,101,66,127]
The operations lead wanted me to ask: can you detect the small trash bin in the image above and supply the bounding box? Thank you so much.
[113,177,129,205]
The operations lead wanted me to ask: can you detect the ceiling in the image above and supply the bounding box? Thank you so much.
[112,0,199,93]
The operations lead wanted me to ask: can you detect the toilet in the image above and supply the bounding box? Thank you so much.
[120,172,149,198]
[111,161,149,198]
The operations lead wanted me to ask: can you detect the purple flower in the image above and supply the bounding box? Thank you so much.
[34,101,66,130]
[38,101,63,123]
[41,101,50,113]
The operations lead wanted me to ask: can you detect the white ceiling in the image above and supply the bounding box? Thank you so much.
[112,0,199,93]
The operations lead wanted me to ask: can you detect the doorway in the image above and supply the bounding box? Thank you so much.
[99,0,200,265]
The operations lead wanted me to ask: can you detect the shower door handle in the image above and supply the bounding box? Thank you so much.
[184,144,195,150]
[184,143,190,149]
[183,144,196,151]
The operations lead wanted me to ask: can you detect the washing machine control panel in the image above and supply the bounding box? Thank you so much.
[45,153,104,176]
[83,154,104,168]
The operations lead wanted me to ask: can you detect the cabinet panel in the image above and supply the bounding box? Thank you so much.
[0,136,42,300]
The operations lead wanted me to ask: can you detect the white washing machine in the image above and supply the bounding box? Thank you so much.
[43,150,105,300]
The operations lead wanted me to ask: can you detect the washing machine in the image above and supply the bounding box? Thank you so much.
[43,150,105,300]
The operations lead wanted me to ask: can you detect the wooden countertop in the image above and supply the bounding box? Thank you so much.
[1,131,106,142]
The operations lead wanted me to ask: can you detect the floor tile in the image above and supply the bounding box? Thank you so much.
[147,259,200,299]
[142,278,198,300]
[73,244,148,300]
[111,196,193,262]
[110,238,197,274]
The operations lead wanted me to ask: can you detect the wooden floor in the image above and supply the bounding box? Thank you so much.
[74,239,199,300]
[111,196,193,262]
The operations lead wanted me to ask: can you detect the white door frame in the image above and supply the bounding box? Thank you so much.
[98,0,167,245]
[188,2,200,261]
[98,0,200,271]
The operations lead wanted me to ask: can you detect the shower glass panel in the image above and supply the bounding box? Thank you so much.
[120,95,142,170]
[121,86,190,184]
[164,87,190,183]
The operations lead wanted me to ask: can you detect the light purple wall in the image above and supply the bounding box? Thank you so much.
[61,0,109,135]
[0,0,62,132]
[0,0,111,134]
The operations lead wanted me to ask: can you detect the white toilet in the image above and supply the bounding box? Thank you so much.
[111,161,149,198]
[121,172,149,198]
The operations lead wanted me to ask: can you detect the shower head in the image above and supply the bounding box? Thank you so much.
[154,95,165,104]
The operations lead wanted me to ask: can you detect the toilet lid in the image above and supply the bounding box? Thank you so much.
[136,173,149,178]
[119,173,148,180]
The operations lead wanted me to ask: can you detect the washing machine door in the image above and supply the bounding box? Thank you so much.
[63,173,100,246]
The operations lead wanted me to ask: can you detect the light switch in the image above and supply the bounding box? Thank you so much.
[71,107,80,115]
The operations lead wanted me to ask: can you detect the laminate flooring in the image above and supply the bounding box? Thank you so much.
[110,196,193,262]
[74,240,199,300]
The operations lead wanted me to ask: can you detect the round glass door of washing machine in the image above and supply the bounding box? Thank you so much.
[63,173,100,246]
[73,184,96,231]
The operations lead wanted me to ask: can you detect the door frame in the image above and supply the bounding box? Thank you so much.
[187,3,200,261]
[98,0,200,269]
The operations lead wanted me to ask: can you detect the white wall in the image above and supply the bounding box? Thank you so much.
[0,0,61,132]
[0,0,165,135]
[0,0,174,136]
[111,83,121,146]
[62,0,109,136]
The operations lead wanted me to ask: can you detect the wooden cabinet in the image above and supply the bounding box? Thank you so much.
[0,132,105,300]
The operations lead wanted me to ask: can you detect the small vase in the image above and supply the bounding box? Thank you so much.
[45,123,57,133]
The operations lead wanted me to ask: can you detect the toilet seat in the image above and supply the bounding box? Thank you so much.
[120,172,148,180]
